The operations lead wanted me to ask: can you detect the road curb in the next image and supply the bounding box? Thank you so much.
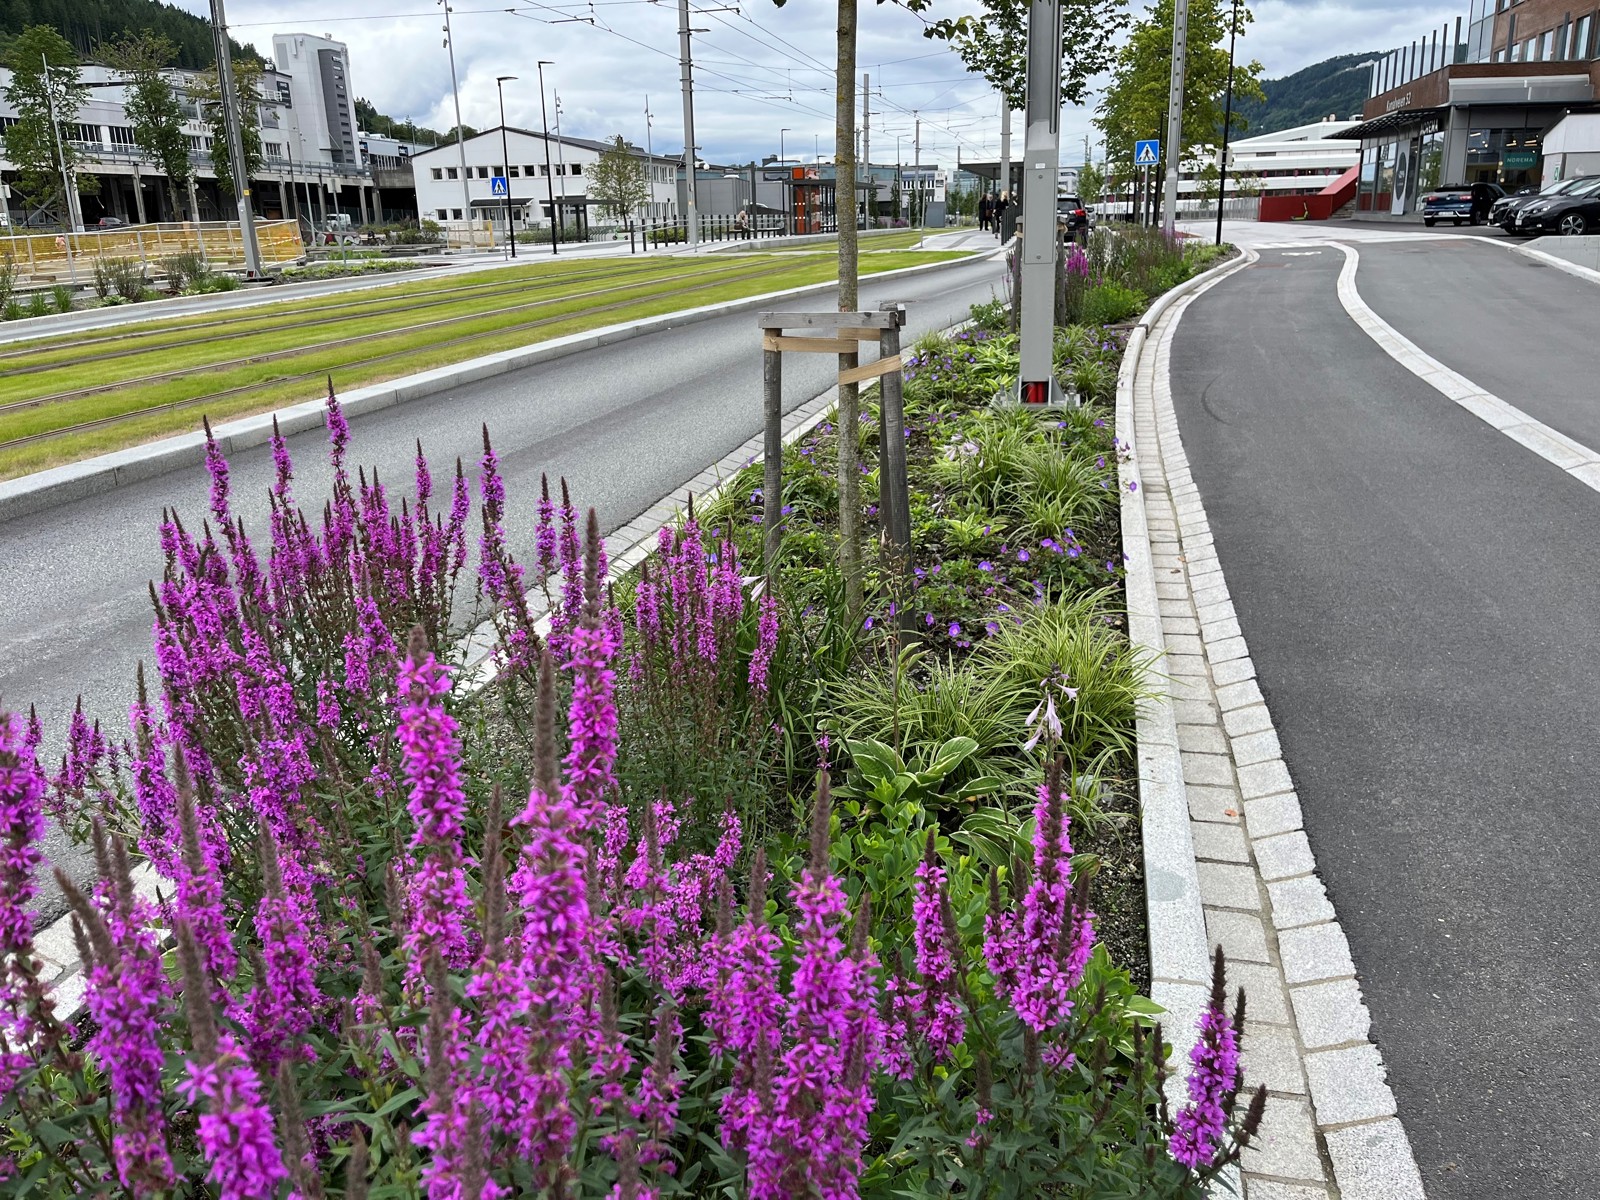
[0,251,997,527]
[1124,246,1427,1198]
[1483,233,1600,286]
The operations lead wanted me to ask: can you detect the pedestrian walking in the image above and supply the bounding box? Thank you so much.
[978,192,992,232]
[994,192,1010,238]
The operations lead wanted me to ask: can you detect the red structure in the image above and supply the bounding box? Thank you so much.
[1258,165,1361,222]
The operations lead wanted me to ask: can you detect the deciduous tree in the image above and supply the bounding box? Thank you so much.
[1,25,96,226]
[590,136,648,222]
[191,55,265,198]
[1096,0,1265,177]
[925,0,1129,110]
[105,33,193,220]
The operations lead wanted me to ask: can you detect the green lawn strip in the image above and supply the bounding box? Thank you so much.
[757,228,936,253]
[0,256,745,374]
[0,257,777,405]
[0,250,951,479]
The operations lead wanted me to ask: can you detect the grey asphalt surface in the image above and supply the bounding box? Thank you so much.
[0,249,1006,918]
[1354,238,1600,449]
[1170,244,1600,1198]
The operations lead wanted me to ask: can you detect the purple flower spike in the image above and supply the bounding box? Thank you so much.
[1170,949,1244,1169]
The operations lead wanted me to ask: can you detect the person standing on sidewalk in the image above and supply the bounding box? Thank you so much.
[978,192,992,232]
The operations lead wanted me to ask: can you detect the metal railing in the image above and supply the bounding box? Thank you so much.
[1,220,305,282]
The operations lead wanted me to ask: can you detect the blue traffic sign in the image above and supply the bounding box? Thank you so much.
[1134,139,1160,167]
[490,175,509,196]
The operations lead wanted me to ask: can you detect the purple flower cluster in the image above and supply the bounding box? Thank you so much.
[180,1037,292,1199]
[1170,949,1245,1169]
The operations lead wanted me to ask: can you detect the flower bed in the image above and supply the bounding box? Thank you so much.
[0,231,1260,1198]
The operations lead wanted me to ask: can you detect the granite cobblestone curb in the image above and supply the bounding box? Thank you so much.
[1119,249,1426,1199]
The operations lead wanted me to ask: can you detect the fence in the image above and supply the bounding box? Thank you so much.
[1,220,304,283]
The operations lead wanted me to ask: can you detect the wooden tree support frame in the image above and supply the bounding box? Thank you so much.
[757,304,911,575]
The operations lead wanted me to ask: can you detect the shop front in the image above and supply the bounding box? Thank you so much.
[1337,61,1596,214]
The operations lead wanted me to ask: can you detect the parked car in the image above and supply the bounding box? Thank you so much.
[1493,176,1590,230]
[1421,182,1504,226]
[1510,174,1600,236]
[1057,195,1091,244]
[95,216,127,229]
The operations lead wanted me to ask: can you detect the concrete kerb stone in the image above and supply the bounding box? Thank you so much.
[1133,246,1427,1196]
[0,251,995,527]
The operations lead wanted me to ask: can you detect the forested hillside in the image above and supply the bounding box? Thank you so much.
[1237,51,1381,135]
[0,0,254,68]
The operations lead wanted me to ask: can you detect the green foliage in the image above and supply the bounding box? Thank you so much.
[50,283,73,312]
[1097,0,1266,173]
[158,248,208,292]
[926,0,1130,110]
[1079,159,1107,206]
[103,32,193,218]
[0,0,255,68]
[1,26,91,223]
[191,55,265,197]
[1081,282,1145,326]
[0,255,16,314]
[590,134,649,221]
[90,256,145,302]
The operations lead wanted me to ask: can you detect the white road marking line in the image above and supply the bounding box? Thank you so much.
[1332,241,1600,491]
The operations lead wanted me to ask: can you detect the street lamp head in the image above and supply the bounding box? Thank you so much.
[497,74,517,83]
[537,59,554,66]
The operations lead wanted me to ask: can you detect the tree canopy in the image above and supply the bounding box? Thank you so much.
[191,55,265,198]
[104,31,193,216]
[1096,0,1265,174]
[0,0,255,68]
[925,0,1129,111]
[2,24,97,223]
[589,136,649,221]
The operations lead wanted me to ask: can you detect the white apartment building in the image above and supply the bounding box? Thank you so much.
[1225,118,1362,195]
[411,127,681,233]
[0,32,421,230]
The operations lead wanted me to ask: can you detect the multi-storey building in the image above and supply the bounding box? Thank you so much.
[1333,1,1600,214]
[410,126,682,237]
[0,33,418,231]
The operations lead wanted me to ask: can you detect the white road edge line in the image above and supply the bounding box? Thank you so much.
[1333,241,1600,491]
[1474,233,1600,288]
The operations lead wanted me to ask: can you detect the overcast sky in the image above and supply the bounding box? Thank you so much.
[177,0,1463,168]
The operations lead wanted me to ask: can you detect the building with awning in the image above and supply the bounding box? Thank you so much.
[1332,1,1600,215]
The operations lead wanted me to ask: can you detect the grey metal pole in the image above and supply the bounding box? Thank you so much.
[41,56,79,284]
[677,0,701,248]
[537,61,558,256]
[762,332,783,574]
[913,113,921,227]
[862,72,870,228]
[1016,0,1065,406]
[496,75,517,258]
[554,90,567,240]
[878,303,911,563]
[1215,0,1239,246]
[209,0,262,277]
[440,0,472,227]
[1161,0,1190,234]
[999,100,1012,211]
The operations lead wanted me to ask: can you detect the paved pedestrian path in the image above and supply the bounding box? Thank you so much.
[1134,273,1425,1200]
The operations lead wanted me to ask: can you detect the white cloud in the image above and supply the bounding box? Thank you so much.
[176,0,1459,170]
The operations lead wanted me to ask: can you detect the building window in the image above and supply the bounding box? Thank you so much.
[1523,36,1537,59]
[493,165,503,176]
[452,208,463,220]
[1541,29,1556,58]
[477,166,489,179]
[508,165,520,177]
[432,167,443,180]
[264,142,282,157]
[108,125,137,148]
[437,208,449,220]
[1575,15,1593,57]
[540,164,550,176]
[447,167,458,179]
[525,165,539,175]
[570,163,582,176]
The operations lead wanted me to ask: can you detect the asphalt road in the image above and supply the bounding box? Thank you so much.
[1170,242,1600,1198]
[0,248,1007,914]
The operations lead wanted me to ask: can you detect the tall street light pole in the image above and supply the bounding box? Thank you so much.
[1215,0,1240,246]
[496,74,517,259]
[780,127,789,164]
[208,0,262,276]
[536,60,558,256]
[1161,0,1191,234]
[676,0,700,248]
[439,1,472,228]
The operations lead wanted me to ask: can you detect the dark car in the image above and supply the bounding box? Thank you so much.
[1057,195,1091,244]
[1493,176,1589,230]
[1421,182,1504,226]
[95,216,127,229]
[1511,174,1600,236]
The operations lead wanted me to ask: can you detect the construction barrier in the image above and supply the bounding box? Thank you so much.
[0,220,305,282]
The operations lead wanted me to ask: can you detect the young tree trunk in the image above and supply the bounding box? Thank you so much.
[835,0,862,615]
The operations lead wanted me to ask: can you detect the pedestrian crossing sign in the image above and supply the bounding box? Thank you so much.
[490,175,509,196]
[1134,139,1160,167]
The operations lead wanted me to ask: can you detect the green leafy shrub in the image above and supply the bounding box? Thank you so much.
[1081,281,1145,326]
[50,284,73,313]
[0,254,16,314]
[91,256,146,303]
[159,249,209,292]
[25,291,48,318]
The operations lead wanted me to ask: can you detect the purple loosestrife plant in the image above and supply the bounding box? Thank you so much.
[397,628,475,976]
[0,713,45,1090]
[1171,947,1256,1172]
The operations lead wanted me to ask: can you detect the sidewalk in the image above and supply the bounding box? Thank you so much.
[1130,267,1427,1200]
